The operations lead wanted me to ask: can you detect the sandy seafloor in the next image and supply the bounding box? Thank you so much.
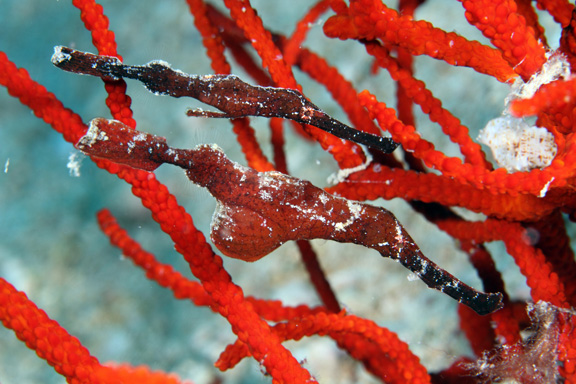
[0,1,562,383]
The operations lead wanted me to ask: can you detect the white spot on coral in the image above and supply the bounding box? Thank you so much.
[478,116,557,172]
[327,148,373,184]
[539,177,555,198]
[508,52,571,102]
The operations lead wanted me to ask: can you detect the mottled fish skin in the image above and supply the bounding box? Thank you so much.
[76,118,504,316]
[52,45,398,154]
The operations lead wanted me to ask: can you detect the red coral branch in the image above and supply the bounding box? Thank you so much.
[0,278,106,383]
[112,165,315,383]
[436,218,569,308]
[363,41,491,168]
[185,0,274,171]
[359,87,576,196]
[460,0,547,81]
[72,0,136,128]
[323,0,517,82]
[97,208,213,306]
[327,162,561,221]
[0,277,193,384]
[283,0,331,67]
[185,0,231,75]
[222,0,297,89]
[101,364,193,384]
[296,240,341,313]
[218,312,432,384]
[510,76,576,118]
[0,52,86,144]
[218,0,372,168]
[97,207,327,321]
[536,0,574,27]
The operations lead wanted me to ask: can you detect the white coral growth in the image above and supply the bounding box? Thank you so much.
[478,116,557,172]
[507,52,571,102]
[478,53,567,174]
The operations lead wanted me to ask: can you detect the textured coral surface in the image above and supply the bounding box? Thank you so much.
[1,0,576,383]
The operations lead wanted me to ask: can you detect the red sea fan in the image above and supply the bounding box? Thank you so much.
[2,0,576,383]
